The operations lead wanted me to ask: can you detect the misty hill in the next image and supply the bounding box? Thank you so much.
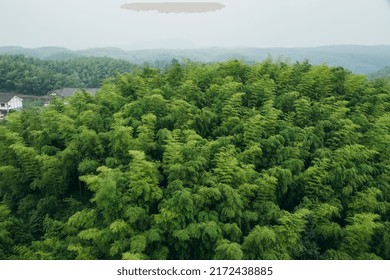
[1,45,390,74]
[370,66,390,79]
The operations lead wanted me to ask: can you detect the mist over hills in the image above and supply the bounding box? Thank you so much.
[370,66,390,79]
[0,45,389,74]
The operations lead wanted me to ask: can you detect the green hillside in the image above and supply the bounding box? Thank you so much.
[1,60,390,260]
[0,55,136,95]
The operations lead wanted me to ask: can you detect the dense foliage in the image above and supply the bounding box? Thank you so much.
[1,60,390,260]
[0,55,136,95]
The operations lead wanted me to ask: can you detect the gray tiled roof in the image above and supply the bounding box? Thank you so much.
[0,93,22,103]
[49,88,99,98]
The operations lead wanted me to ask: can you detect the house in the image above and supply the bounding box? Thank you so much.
[0,94,23,119]
[48,88,99,98]
[45,88,99,106]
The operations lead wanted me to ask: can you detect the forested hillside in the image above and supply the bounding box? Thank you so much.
[1,60,390,260]
[0,55,136,95]
[370,66,390,80]
[1,45,390,74]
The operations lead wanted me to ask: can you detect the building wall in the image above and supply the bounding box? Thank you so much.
[8,96,23,110]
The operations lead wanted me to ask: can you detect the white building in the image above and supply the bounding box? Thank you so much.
[0,94,23,119]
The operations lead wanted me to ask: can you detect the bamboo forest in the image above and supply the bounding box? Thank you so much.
[1,59,390,260]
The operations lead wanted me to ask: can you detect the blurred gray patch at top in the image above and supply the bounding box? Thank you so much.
[121,2,226,13]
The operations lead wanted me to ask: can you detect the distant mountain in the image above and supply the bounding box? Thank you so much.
[1,45,389,74]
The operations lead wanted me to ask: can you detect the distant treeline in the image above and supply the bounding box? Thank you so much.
[0,55,136,95]
[370,66,390,80]
[1,45,390,74]
[1,50,389,97]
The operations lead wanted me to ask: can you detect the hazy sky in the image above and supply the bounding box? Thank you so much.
[0,0,389,49]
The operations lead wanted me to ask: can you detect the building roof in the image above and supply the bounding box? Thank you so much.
[0,93,23,103]
[49,88,99,98]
